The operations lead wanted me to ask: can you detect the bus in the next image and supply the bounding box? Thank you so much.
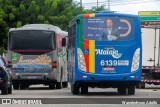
[7,24,68,89]
[68,12,142,95]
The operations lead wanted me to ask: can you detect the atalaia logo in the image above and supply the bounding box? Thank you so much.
[95,47,122,58]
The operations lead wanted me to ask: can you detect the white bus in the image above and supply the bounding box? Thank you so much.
[7,24,68,89]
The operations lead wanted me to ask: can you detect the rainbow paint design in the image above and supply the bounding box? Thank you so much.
[83,39,95,73]
[78,14,96,73]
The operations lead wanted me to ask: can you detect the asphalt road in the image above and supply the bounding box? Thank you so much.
[0,84,160,107]
[1,84,160,98]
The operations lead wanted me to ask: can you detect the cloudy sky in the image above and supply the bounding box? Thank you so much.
[74,0,160,15]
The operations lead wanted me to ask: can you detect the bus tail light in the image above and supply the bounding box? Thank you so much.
[8,61,12,64]
[78,48,86,71]
[48,73,52,76]
[12,72,16,76]
[131,48,140,72]
[52,62,57,68]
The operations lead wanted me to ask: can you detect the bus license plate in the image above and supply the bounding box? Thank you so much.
[28,76,37,79]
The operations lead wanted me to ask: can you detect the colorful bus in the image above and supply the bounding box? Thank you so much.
[7,24,68,89]
[68,12,142,95]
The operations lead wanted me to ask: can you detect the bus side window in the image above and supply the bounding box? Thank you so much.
[68,23,76,49]
[68,28,71,48]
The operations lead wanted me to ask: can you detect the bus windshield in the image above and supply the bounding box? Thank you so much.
[9,30,55,50]
[83,16,136,41]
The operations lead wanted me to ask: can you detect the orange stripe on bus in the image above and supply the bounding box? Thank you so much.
[84,39,89,72]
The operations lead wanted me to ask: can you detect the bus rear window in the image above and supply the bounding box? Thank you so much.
[83,17,136,41]
[9,30,55,50]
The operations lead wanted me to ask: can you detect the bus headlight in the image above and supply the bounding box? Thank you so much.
[131,48,140,72]
[78,48,86,71]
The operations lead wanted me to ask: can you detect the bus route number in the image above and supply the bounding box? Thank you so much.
[100,60,118,66]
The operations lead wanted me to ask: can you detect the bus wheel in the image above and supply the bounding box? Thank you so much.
[140,83,145,89]
[49,83,55,89]
[8,85,12,94]
[20,84,27,90]
[62,82,68,88]
[81,85,88,95]
[128,86,135,95]
[56,82,62,89]
[71,83,79,95]
[141,85,145,89]
[136,84,140,88]
[56,67,63,89]
[1,85,8,95]
[118,87,127,95]
[13,83,20,90]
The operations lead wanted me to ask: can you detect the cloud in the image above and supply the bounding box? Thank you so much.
[111,1,160,15]
[74,0,160,15]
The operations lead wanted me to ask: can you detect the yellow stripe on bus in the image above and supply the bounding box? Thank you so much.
[89,14,95,18]
[89,40,95,73]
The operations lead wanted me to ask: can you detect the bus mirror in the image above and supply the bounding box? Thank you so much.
[76,19,80,24]
[62,38,66,47]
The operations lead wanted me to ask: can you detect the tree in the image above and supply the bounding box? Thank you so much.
[85,5,107,13]
[0,0,106,50]
[0,0,85,49]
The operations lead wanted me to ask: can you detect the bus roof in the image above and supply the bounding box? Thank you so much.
[61,31,68,37]
[69,13,139,27]
[23,24,61,30]
[77,13,138,18]
[9,24,64,33]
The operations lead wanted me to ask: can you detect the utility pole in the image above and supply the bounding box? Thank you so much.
[97,0,98,9]
[108,0,110,10]
[80,0,82,8]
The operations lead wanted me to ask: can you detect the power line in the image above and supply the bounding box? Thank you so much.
[82,0,160,6]
[76,0,160,10]
[82,0,159,4]
[110,0,160,5]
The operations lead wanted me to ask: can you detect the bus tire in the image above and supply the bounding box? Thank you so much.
[62,82,68,88]
[118,87,127,95]
[128,86,135,95]
[1,85,8,95]
[140,83,145,89]
[56,82,62,89]
[71,83,79,95]
[13,83,20,90]
[136,84,140,88]
[56,67,63,89]
[20,84,27,90]
[8,85,12,94]
[81,85,88,95]
[49,83,55,89]
[141,85,145,89]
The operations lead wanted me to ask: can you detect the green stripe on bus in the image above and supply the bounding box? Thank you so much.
[78,15,84,52]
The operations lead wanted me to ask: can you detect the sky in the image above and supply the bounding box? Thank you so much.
[74,0,160,15]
